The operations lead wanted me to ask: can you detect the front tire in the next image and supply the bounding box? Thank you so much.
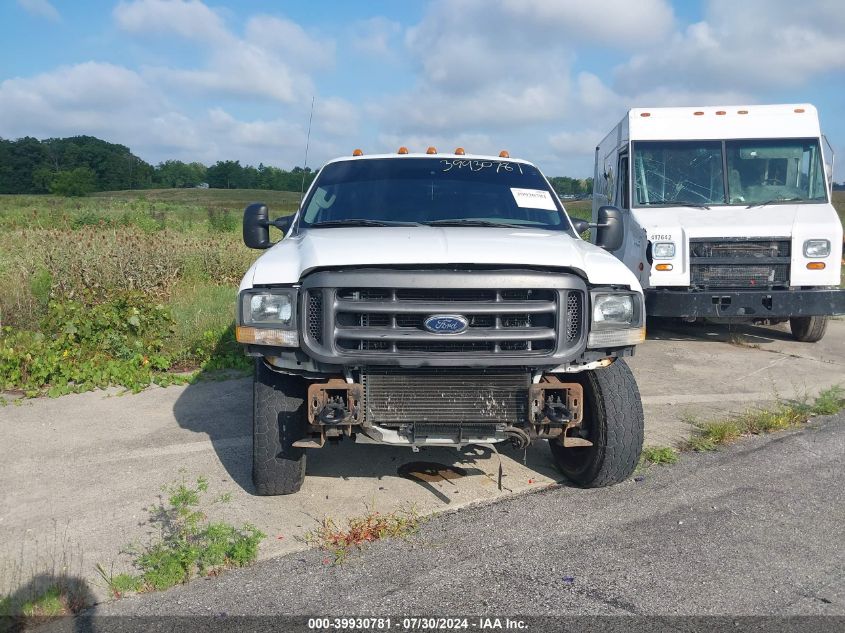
[549,359,644,487]
[789,316,828,343]
[252,359,307,495]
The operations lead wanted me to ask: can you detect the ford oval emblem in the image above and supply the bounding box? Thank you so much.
[424,314,469,334]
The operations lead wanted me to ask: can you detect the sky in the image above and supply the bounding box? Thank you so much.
[1,0,844,180]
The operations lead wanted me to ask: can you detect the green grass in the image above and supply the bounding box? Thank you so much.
[640,446,680,466]
[100,476,265,596]
[682,385,845,452]
[0,580,90,617]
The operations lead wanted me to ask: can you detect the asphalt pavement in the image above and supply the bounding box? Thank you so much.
[95,411,845,617]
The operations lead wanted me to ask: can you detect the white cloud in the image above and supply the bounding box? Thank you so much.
[113,0,229,42]
[350,17,402,58]
[245,15,334,71]
[17,0,60,21]
[614,0,845,95]
[115,0,330,105]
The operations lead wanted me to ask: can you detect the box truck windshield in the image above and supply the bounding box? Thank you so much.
[633,138,827,208]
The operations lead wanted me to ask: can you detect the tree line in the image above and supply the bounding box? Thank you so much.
[0,136,316,196]
[0,134,592,197]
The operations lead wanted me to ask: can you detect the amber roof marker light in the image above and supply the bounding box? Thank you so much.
[454,147,466,155]
[426,146,437,154]
[352,148,363,156]
[499,150,510,158]
[397,146,409,155]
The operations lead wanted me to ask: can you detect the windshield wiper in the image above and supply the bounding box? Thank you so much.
[745,197,804,209]
[644,199,711,210]
[423,219,535,229]
[309,219,422,228]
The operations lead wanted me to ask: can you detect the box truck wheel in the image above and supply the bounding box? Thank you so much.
[252,359,307,495]
[789,316,828,343]
[549,360,644,487]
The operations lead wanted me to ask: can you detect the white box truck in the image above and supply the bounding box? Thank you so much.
[587,104,845,342]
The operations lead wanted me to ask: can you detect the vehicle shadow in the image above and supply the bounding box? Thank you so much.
[645,316,793,345]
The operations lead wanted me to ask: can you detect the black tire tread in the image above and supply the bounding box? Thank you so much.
[252,359,307,495]
[789,316,828,343]
[550,359,644,487]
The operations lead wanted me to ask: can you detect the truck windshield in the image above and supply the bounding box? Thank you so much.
[633,139,828,208]
[725,139,827,205]
[298,157,570,231]
[633,141,725,206]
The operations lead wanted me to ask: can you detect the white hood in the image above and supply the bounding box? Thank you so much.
[240,226,641,291]
[631,203,837,239]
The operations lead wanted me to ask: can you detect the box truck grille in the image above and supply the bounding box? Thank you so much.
[689,238,790,288]
[361,368,529,427]
[301,274,587,362]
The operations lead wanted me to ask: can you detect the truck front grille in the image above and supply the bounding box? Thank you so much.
[300,270,587,365]
[361,368,529,427]
[689,238,790,288]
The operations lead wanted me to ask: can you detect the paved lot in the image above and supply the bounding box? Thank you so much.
[95,411,845,617]
[1,319,843,602]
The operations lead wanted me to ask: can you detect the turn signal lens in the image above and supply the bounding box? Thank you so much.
[655,263,673,271]
[806,262,826,270]
[398,146,409,154]
[352,148,363,156]
[236,326,298,347]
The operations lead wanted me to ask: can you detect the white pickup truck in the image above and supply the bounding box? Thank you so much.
[592,104,845,342]
[236,150,646,494]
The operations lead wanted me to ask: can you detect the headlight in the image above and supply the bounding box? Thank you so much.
[593,294,635,325]
[249,294,293,325]
[588,291,645,348]
[237,289,299,347]
[652,242,676,259]
[803,239,830,258]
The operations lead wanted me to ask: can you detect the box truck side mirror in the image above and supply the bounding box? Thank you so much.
[595,205,624,251]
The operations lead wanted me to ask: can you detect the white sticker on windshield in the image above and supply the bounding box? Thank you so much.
[510,188,557,210]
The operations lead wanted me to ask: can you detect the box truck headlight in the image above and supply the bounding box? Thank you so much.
[588,292,645,348]
[803,239,830,258]
[652,242,676,259]
[236,289,299,347]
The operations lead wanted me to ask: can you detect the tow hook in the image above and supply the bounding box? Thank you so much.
[543,396,572,425]
[318,397,352,424]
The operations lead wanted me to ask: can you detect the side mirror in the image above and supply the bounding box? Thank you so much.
[570,218,589,235]
[243,203,271,249]
[595,205,624,251]
[243,203,294,249]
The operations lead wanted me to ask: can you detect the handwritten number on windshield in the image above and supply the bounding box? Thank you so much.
[440,159,523,174]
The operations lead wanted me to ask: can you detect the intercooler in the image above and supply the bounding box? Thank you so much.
[360,368,529,434]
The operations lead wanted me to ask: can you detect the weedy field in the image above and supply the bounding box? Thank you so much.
[0,189,299,396]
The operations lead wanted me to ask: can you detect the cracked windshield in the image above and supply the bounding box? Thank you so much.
[634,139,828,207]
